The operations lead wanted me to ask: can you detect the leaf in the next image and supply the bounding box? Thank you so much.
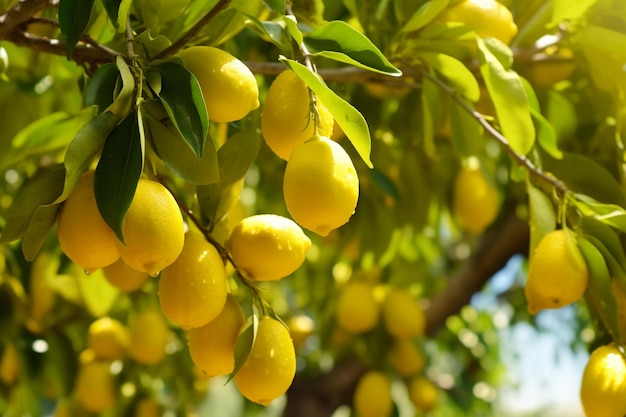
[262,0,285,14]
[22,204,61,261]
[244,15,292,54]
[520,77,562,159]
[106,56,135,118]
[229,312,258,381]
[574,195,626,235]
[55,111,121,204]
[281,58,373,168]
[305,21,401,76]
[418,52,479,101]
[401,0,450,33]
[73,265,119,317]
[134,30,172,60]
[551,0,598,26]
[581,217,626,268]
[420,75,437,158]
[116,0,133,32]
[153,60,208,158]
[58,0,96,59]
[527,184,556,258]
[477,38,535,156]
[0,165,65,245]
[94,109,144,242]
[449,99,484,158]
[101,0,122,26]
[84,62,119,113]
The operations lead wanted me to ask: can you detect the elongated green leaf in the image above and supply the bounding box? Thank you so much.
[22,204,61,261]
[101,0,122,26]
[527,184,556,258]
[520,77,562,159]
[421,76,437,158]
[262,0,285,13]
[419,52,479,101]
[477,38,534,156]
[587,235,626,285]
[305,21,401,76]
[229,312,258,380]
[581,217,626,268]
[551,0,597,26]
[574,195,626,235]
[134,30,172,60]
[401,0,450,32]
[153,61,208,158]
[116,0,133,32]
[55,111,121,204]
[244,15,292,54]
[106,56,135,118]
[94,109,144,242]
[281,58,373,168]
[0,165,65,245]
[84,63,119,113]
[58,0,96,59]
[449,100,484,158]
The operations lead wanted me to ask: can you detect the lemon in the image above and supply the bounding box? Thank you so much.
[29,251,57,328]
[115,178,185,276]
[226,214,311,281]
[388,338,425,377]
[336,281,380,334]
[283,135,359,236]
[159,232,228,329]
[524,229,588,314]
[438,0,518,44]
[287,314,315,350]
[57,170,120,271]
[186,294,244,376]
[87,317,130,360]
[178,46,259,123]
[453,166,500,234]
[408,376,439,412]
[353,371,393,417]
[129,309,170,365]
[0,343,19,385]
[261,70,334,160]
[74,350,116,413]
[234,316,296,406]
[103,258,150,292]
[382,288,425,338]
[580,343,626,417]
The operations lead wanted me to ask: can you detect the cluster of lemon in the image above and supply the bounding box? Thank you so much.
[334,280,440,415]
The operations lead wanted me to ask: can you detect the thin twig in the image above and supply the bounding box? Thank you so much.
[125,18,136,59]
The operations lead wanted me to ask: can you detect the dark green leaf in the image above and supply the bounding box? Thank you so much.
[419,52,479,101]
[229,312,258,381]
[22,204,61,261]
[84,63,119,113]
[244,15,292,54]
[281,58,373,168]
[94,109,144,242]
[262,0,285,13]
[58,0,96,59]
[101,0,122,26]
[581,217,626,267]
[305,21,401,76]
[401,0,450,32]
[586,235,626,285]
[153,61,208,158]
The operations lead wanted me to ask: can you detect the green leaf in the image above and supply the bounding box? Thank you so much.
[153,61,208,158]
[281,58,373,168]
[305,21,401,76]
[574,195,626,235]
[581,217,626,268]
[527,184,556,257]
[262,0,285,13]
[101,0,122,26]
[418,52,479,101]
[84,63,119,113]
[116,0,133,32]
[74,266,119,317]
[421,75,437,158]
[586,235,626,286]
[0,165,65,245]
[22,204,61,261]
[106,56,135,118]
[229,312,258,381]
[243,16,292,54]
[520,77,562,159]
[448,99,484,158]
[94,109,144,242]
[58,0,96,59]
[401,0,450,33]
[551,0,598,26]
[477,38,535,156]
[55,111,121,204]
[135,30,172,60]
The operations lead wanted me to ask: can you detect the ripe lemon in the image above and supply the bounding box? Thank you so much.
[178,46,259,123]
[261,70,334,160]
[57,170,120,271]
[129,309,170,365]
[453,166,500,234]
[187,294,244,376]
[0,343,19,385]
[438,0,518,44]
[382,288,425,338]
[234,316,296,406]
[75,350,116,413]
[283,135,359,236]
[159,232,228,329]
[580,343,626,417]
[524,229,588,314]
[287,314,315,350]
[115,178,185,276]
[353,371,393,417]
[103,258,150,292]
[226,214,311,281]
[408,376,439,412]
[388,338,425,377]
[87,317,129,360]
[336,281,380,334]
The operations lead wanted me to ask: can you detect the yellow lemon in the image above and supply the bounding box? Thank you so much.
[525,229,588,314]
[438,0,518,44]
[186,294,244,376]
[87,317,130,360]
[0,343,19,385]
[408,376,439,412]
[388,338,425,377]
[261,70,334,160]
[57,170,120,270]
[159,232,228,329]
[178,46,259,123]
[234,317,296,406]
[74,350,116,413]
[580,343,626,417]
[226,214,311,281]
[287,314,315,350]
[103,258,150,292]
[353,371,393,417]
[382,288,425,338]
[115,178,185,276]
[29,251,57,328]
[283,135,359,236]
[453,166,500,234]
[336,281,380,334]
[129,309,170,365]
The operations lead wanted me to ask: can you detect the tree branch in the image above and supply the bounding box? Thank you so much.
[0,0,51,38]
